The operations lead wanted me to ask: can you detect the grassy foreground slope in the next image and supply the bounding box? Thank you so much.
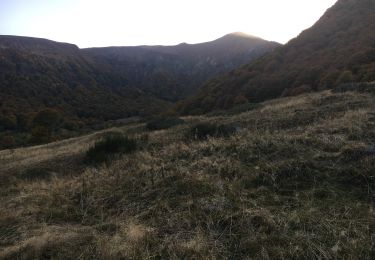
[0,89,374,259]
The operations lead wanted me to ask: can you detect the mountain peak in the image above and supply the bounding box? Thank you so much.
[178,0,375,114]
[219,32,261,41]
[212,32,271,46]
[225,32,258,38]
[0,35,80,55]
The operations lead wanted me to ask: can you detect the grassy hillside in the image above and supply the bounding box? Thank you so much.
[177,0,375,114]
[1,89,374,259]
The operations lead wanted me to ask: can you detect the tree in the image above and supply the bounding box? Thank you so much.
[31,109,61,144]
[0,135,15,149]
[335,70,354,85]
[0,114,17,131]
[288,85,313,96]
[17,113,35,132]
[233,95,249,105]
[319,70,340,89]
[33,109,61,130]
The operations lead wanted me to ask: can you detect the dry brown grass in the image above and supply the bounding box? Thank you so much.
[0,128,126,172]
[0,90,374,259]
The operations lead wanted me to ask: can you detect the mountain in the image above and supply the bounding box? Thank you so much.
[0,33,278,119]
[0,33,278,147]
[177,0,375,114]
[0,36,171,117]
[82,33,280,101]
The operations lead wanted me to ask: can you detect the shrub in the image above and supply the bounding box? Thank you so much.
[0,135,15,149]
[86,133,137,164]
[333,82,375,94]
[335,70,353,85]
[30,125,52,144]
[33,109,61,130]
[146,117,185,131]
[288,84,313,96]
[208,103,260,117]
[186,123,236,140]
[0,114,17,131]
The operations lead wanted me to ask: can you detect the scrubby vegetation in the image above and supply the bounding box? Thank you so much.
[334,81,375,94]
[186,122,236,140]
[0,1,373,258]
[146,117,185,131]
[207,102,261,117]
[86,133,137,164]
[0,90,374,259]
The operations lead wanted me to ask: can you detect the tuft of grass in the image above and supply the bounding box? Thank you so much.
[339,142,373,162]
[85,133,137,164]
[186,123,236,140]
[19,167,52,181]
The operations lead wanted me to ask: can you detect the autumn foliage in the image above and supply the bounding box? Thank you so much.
[178,0,375,114]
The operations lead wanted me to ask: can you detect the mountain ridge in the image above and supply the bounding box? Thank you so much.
[0,32,279,147]
[176,0,375,114]
[82,32,280,100]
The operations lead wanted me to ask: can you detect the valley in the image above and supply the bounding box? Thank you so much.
[0,33,279,150]
[0,0,374,258]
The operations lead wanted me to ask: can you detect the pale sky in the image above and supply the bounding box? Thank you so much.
[0,0,337,48]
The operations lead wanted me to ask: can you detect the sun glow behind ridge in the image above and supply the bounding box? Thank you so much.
[0,0,337,47]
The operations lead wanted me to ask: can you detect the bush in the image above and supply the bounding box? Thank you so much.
[146,117,185,131]
[335,70,353,85]
[286,84,313,96]
[0,135,15,149]
[86,133,137,164]
[186,123,236,140]
[333,82,375,94]
[208,103,261,117]
[0,114,17,131]
[33,109,61,130]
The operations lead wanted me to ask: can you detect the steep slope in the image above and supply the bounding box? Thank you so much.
[178,0,375,114]
[0,36,168,124]
[82,33,280,101]
[0,33,278,148]
[0,33,278,147]
[0,33,278,119]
